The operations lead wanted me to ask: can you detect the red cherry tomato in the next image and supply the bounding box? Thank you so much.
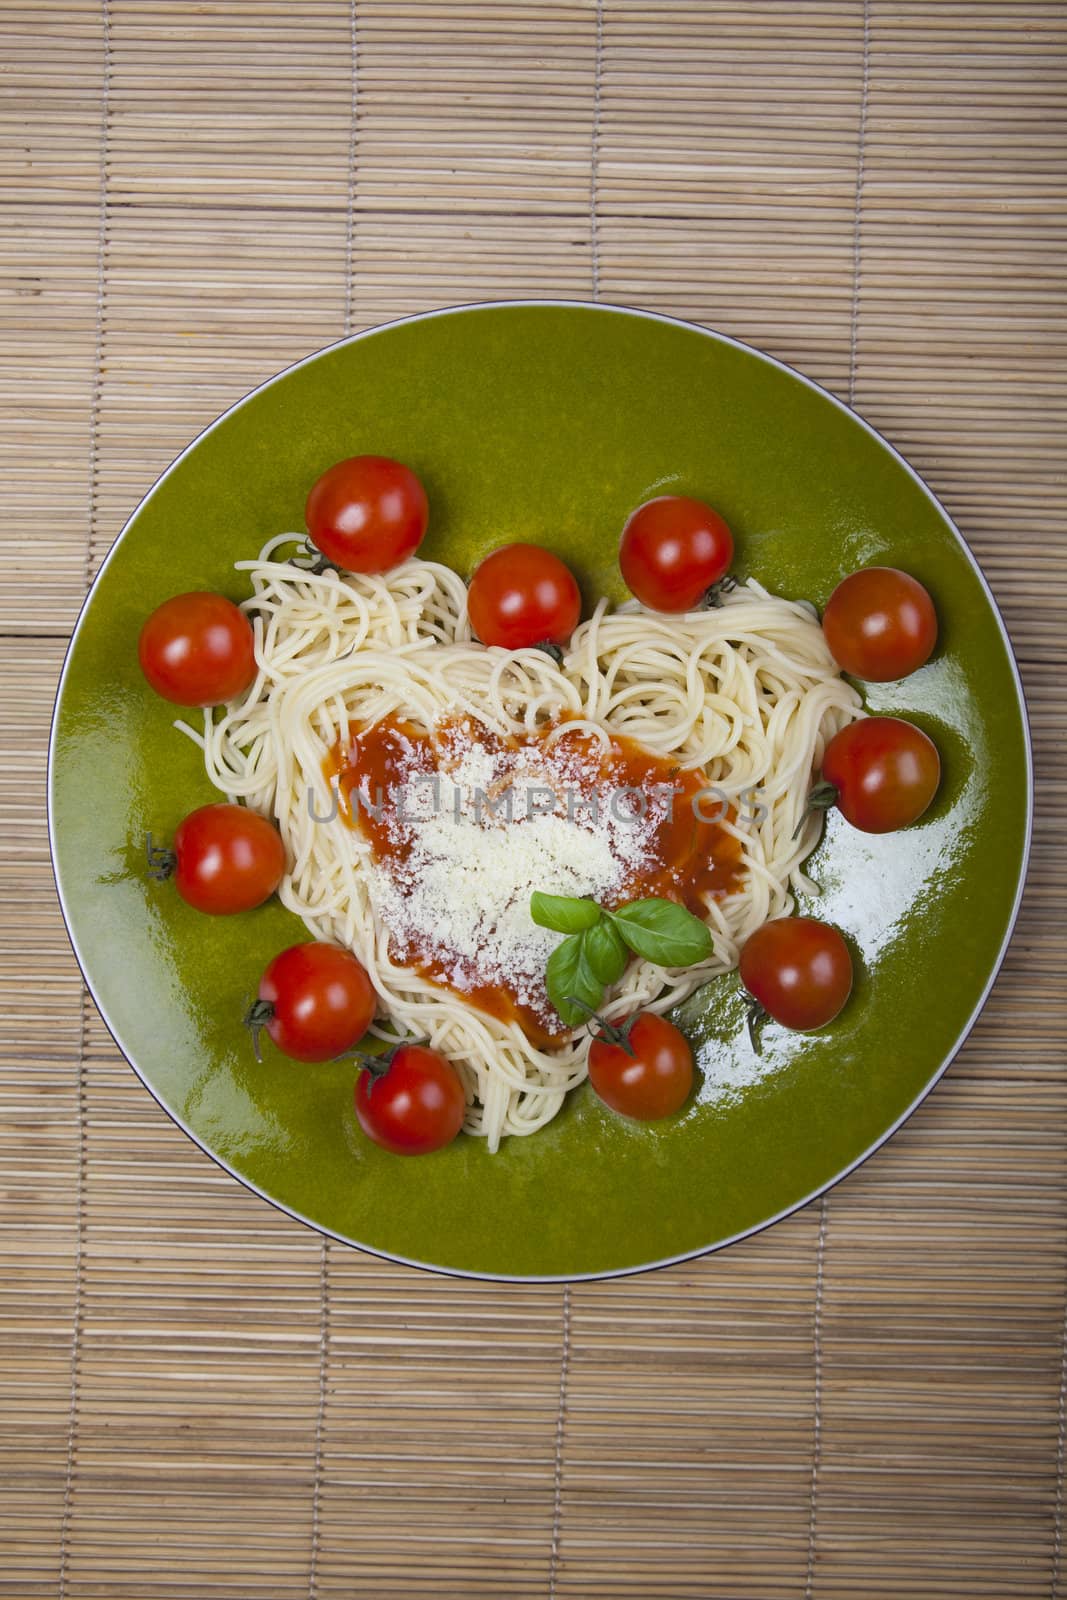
[155,803,285,915]
[822,567,937,681]
[619,495,734,613]
[305,455,429,574]
[139,592,256,707]
[355,1043,467,1155]
[820,716,941,834]
[467,543,581,650]
[587,1011,694,1121]
[249,943,376,1063]
[739,917,853,1034]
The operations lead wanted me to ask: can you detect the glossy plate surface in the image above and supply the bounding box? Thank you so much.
[49,303,1031,1280]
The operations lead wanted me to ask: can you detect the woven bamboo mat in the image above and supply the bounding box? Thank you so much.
[1,2,1065,1595]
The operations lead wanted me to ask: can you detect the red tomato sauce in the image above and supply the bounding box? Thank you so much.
[324,714,744,1043]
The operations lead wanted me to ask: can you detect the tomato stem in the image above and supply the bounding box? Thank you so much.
[792,781,838,841]
[744,997,767,1055]
[243,998,275,1064]
[703,574,737,609]
[296,537,343,577]
[353,1052,392,1080]
[145,832,176,883]
[562,995,637,1057]
[344,1036,429,1077]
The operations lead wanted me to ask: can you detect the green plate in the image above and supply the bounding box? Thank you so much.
[48,303,1032,1281]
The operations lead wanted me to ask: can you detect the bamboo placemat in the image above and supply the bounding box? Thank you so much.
[1,2,1064,1595]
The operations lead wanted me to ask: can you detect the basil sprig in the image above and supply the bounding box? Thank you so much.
[608,898,713,967]
[530,891,602,934]
[583,918,628,985]
[535,891,712,1026]
[545,936,605,1027]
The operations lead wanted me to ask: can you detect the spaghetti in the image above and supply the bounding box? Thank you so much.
[178,536,862,1150]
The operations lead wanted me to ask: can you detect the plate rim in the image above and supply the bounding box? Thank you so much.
[46,297,1035,1283]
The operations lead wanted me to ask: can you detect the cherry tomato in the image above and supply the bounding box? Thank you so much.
[820,716,941,834]
[149,803,286,915]
[619,495,734,613]
[139,592,256,707]
[739,917,853,1035]
[305,454,428,574]
[467,543,581,650]
[587,1011,694,1121]
[248,943,376,1063]
[355,1043,466,1155]
[822,567,937,681]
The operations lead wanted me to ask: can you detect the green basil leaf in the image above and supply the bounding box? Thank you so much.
[530,891,602,934]
[545,933,604,1027]
[608,897,714,968]
[583,917,628,986]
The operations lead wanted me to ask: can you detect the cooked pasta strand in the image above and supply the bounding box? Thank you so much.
[176,544,861,1151]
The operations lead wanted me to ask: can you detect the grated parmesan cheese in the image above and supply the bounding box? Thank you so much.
[364,732,663,1026]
